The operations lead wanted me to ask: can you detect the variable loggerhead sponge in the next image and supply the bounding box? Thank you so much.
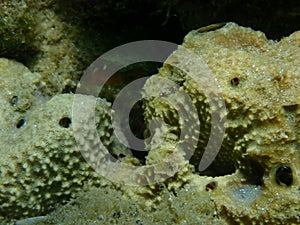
[0,58,115,218]
[143,23,300,223]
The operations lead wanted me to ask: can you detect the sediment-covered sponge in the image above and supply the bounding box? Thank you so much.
[0,59,114,218]
[143,22,300,223]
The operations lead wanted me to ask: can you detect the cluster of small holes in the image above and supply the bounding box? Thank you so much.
[113,210,122,218]
[275,165,293,187]
[59,117,72,128]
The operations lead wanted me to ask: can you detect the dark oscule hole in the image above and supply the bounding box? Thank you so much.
[230,77,240,86]
[10,96,18,106]
[16,118,26,128]
[205,181,217,191]
[275,165,293,187]
[59,117,72,128]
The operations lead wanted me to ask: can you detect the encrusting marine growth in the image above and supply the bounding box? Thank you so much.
[143,22,300,224]
[0,23,299,224]
[0,58,115,218]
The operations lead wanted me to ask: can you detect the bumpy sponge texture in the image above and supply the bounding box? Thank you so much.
[0,59,113,218]
[143,23,300,223]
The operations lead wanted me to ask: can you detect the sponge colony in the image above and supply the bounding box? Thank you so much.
[0,58,114,218]
[143,22,300,223]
